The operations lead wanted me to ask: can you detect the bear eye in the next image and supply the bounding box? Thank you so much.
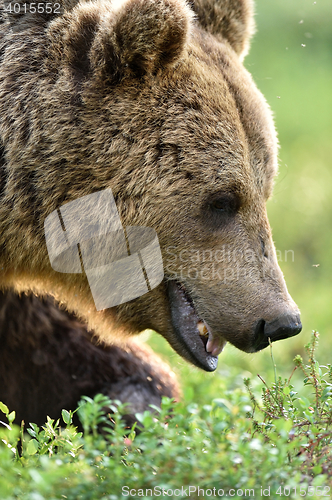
[210,194,239,214]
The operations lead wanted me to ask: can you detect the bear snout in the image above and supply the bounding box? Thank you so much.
[253,313,302,352]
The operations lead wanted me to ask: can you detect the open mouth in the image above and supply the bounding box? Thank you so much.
[167,280,227,372]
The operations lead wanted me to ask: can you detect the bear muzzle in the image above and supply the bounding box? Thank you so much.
[167,280,302,372]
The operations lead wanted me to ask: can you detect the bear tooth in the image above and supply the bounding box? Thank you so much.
[197,320,209,337]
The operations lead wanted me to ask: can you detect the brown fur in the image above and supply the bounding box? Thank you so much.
[0,0,300,374]
[191,0,255,59]
[0,290,179,427]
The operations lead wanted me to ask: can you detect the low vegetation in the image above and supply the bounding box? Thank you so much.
[0,333,331,499]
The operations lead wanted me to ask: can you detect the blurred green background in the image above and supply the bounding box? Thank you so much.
[146,0,332,401]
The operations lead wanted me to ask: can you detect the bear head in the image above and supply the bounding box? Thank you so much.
[0,0,301,371]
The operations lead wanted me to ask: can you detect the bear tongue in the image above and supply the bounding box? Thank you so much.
[206,335,227,357]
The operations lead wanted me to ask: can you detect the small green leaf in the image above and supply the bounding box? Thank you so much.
[298,397,311,408]
[303,412,314,424]
[62,409,72,425]
[321,387,332,401]
[0,402,9,415]
[27,439,39,455]
[7,411,16,423]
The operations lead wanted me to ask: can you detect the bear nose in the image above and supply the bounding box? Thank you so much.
[254,313,302,351]
[264,313,302,342]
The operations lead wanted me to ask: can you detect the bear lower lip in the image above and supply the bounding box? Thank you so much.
[167,280,219,372]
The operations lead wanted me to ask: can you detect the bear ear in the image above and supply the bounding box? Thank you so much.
[190,0,255,58]
[90,0,194,79]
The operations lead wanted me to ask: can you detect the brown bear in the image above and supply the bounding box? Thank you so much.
[0,0,302,421]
